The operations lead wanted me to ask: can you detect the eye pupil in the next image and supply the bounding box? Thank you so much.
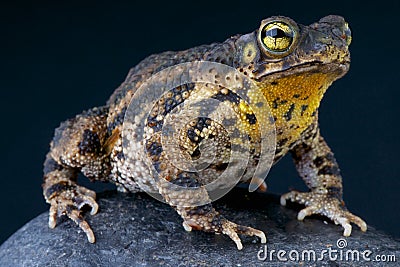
[266,28,287,38]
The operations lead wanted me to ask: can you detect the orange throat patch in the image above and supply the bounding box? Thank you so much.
[256,71,336,144]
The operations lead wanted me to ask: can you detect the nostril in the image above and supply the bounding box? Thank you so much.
[343,23,352,46]
[332,28,344,38]
[332,27,351,45]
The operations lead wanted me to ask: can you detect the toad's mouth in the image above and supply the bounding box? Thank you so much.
[253,60,350,82]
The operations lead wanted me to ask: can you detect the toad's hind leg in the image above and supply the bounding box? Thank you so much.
[146,117,266,250]
[42,106,112,243]
[156,167,266,250]
[178,204,266,250]
[281,122,367,236]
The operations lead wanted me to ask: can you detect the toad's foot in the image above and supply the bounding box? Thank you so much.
[280,190,367,236]
[183,214,266,250]
[45,182,99,243]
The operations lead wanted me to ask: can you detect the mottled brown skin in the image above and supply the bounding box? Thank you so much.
[43,15,367,250]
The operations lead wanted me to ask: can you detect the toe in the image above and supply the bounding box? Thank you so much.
[74,195,99,215]
[89,201,99,215]
[280,195,288,206]
[222,221,243,250]
[281,190,309,206]
[182,221,193,232]
[297,206,318,221]
[345,211,367,232]
[220,219,266,250]
[48,202,58,229]
[66,207,96,243]
[280,191,297,206]
[256,230,267,244]
[336,217,352,236]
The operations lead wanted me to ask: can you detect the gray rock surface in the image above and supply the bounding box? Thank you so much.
[0,188,399,266]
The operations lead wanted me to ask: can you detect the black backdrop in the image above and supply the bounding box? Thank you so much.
[1,0,399,244]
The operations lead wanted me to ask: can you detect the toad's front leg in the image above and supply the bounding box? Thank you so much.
[281,122,367,236]
[42,107,111,243]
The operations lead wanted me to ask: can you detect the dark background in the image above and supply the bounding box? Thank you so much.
[1,0,399,244]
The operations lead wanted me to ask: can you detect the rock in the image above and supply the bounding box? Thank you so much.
[0,188,399,266]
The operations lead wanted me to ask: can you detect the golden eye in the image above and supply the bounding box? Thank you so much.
[260,21,295,54]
